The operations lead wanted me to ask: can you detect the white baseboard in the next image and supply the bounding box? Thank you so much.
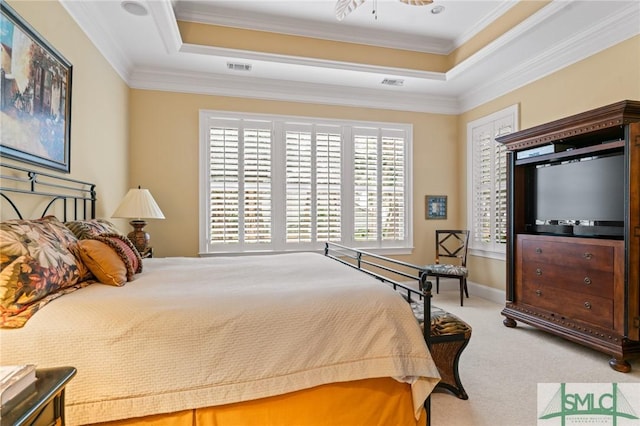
[401,278,505,305]
[467,280,505,305]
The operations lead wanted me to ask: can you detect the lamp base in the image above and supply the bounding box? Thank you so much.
[127,220,149,254]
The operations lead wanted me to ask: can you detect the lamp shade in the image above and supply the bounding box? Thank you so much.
[112,187,165,219]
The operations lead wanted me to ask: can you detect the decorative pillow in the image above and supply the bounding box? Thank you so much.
[65,219,122,240]
[77,240,127,286]
[0,216,92,328]
[89,233,142,281]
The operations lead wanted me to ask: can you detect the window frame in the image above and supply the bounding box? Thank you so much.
[466,104,519,260]
[199,110,413,256]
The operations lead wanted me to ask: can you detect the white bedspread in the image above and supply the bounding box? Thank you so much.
[0,253,440,424]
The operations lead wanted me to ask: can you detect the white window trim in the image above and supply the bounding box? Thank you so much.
[199,110,413,256]
[466,104,519,260]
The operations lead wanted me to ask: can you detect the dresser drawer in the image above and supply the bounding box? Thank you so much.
[521,239,615,272]
[521,262,614,298]
[520,282,613,329]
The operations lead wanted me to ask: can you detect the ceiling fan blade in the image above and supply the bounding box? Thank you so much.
[335,0,367,21]
[399,0,433,5]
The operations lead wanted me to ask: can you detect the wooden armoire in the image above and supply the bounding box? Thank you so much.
[497,100,640,372]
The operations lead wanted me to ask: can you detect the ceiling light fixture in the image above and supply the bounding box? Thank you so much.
[335,0,433,21]
[121,1,149,17]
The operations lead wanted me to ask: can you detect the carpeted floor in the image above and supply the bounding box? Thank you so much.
[426,285,640,426]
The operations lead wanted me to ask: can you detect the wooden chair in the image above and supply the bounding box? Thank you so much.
[423,230,470,306]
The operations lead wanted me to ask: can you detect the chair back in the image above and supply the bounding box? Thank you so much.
[434,230,470,267]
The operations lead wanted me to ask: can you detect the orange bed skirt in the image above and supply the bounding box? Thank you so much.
[90,377,426,426]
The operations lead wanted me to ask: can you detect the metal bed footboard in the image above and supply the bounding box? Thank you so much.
[323,242,434,426]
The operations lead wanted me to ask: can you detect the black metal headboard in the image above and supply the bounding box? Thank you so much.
[0,163,96,221]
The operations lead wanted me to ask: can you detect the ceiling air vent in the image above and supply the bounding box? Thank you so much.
[227,62,252,72]
[381,78,404,87]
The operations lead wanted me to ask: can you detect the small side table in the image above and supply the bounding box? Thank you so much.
[1,366,76,426]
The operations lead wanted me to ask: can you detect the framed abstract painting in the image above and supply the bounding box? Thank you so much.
[0,2,72,172]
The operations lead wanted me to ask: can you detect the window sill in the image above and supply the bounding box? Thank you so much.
[469,248,505,261]
[199,246,414,257]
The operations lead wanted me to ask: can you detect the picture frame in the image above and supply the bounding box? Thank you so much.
[0,2,72,173]
[426,195,447,220]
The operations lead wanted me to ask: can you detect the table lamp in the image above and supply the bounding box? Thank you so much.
[112,186,165,254]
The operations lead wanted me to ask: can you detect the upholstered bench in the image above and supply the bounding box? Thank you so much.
[408,301,472,400]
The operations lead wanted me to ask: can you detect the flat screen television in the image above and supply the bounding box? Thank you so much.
[532,153,625,237]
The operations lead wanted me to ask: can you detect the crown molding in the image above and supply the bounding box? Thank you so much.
[180,43,447,81]
[452,1,518,50]
[174,4,451,54]
[128,68,460,114]
[147,1,182,54]
[62,0,640,116]
[447,1,572,82]
[59,0,133,82]
[458,1,640,112]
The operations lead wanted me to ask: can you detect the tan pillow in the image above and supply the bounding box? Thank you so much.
[78,240,127,286]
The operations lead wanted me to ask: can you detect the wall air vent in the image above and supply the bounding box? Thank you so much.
[227,62,252,72]
[382,78,404,86]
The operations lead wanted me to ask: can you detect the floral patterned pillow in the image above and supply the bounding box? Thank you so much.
[65,219,122,240]
[0,216,92,328]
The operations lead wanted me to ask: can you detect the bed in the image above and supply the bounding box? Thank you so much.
[0,164,440,425]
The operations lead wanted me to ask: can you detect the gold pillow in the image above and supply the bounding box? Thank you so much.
[78,240,127,286]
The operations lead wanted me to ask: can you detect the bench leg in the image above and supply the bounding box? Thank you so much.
[430,337,470,400]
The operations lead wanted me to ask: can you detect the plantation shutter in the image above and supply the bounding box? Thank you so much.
[315,127,342,242]
[285,124,342,244]
[381,132,405,241]
[285,124,313,243]
[209,124,240,244]
[352,127,407,244]
[471,122,494,246]
[493,119,512,246]
[208,119,272,248]
[353,128,378,242]
[243,123,272,244]
[469,106,516,254]
[201,111,412,254]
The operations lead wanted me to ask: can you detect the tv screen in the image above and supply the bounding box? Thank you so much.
[534,154,625,223]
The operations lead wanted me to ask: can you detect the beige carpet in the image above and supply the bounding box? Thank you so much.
[426,284,640,426]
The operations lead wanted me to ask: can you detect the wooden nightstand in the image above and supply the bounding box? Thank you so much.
[1,366,76,426]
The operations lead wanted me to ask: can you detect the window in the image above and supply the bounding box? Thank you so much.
[466,105,518,258]
[199,111,412,254]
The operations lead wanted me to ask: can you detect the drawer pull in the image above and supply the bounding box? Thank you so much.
[536,290,542,297]
[535,247,542,254]
[584,302,592,309]
[584,277,592,285]
[536,268,542,276]
[583,252,593,260]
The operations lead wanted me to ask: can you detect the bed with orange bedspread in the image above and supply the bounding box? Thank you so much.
[0,166,438,425]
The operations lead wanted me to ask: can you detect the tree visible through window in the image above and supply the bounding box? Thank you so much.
[199,112,412,254]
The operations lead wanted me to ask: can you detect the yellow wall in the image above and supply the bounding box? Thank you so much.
[2,0,129,220]
[129,92,458,261]
[132,34,640,289]
[4,1,639,292]
[458,35,640,290]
